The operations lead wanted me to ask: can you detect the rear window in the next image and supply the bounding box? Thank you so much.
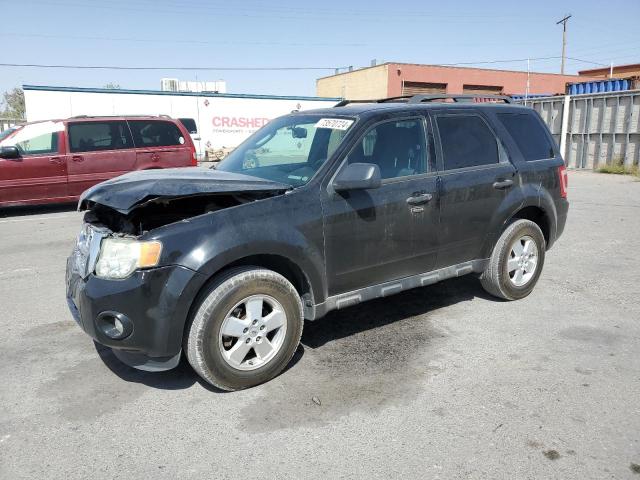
[179,118,197,134]
[498,113,555,161]
[436,115,499,170]
[128,120,185,147]
[68,121,133,153]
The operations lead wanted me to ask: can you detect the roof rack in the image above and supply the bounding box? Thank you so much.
[335,94,512,107]
[69,114,172,119]
[408,94,512,104]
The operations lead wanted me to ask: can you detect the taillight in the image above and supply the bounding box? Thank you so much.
[558,165,568,198]
[191,149,197,166]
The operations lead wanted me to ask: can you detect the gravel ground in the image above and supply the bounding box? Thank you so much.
[0,171,639,479]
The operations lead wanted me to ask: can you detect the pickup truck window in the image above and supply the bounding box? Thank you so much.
[346,118,428,180]
[218,114,354,187]
[178,118,198,134]
[437,115,499,170]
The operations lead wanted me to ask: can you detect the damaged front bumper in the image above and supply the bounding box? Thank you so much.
[65,228,206,371]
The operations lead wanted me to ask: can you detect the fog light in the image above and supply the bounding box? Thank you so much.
[96,311,133,340]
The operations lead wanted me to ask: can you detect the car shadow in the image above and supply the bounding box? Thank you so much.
[94,274,497,392]
[94,338,306,393]
[302,274,498,349]
[0,202,77,218]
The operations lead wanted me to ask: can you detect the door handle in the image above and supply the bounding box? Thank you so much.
[406,193,433,205]
[493,179,514,189]
[49,156,64,165]
[71,155,84,163]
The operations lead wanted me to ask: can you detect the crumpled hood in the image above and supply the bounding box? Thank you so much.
[79,168,291,214]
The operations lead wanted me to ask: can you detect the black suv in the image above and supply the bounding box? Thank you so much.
[66,94,569,390]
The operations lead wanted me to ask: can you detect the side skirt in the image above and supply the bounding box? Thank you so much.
[306,259,488,320]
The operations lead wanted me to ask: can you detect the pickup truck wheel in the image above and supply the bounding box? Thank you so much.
[480,219,546,301]
[185,267,303,391]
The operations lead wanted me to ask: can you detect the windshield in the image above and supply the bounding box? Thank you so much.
[217,114,354,187]
[0,121,64,155]
[0,127,19,142]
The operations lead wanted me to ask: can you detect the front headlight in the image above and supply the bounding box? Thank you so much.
[95,238,162,279]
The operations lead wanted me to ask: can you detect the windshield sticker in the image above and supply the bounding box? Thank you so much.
[315,118,354,130]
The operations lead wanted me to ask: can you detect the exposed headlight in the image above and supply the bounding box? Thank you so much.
[95,238,162,279]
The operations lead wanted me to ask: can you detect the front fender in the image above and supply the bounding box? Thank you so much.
[145,190,327,304]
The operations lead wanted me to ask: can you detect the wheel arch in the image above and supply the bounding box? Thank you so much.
[508,205,551,247]
[183,253,318,342]
[483,195,557,259]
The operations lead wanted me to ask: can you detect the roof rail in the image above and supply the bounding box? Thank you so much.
[333,99,376,107]
[407,94,512,104]
[333,97,412,107]
[335,94,512,107]
[69,114,170,119]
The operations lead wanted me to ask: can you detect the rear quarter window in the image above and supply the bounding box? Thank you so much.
[128,120,185,147]
[497,112,555,161]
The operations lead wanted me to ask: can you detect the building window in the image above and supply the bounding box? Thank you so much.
[402,81,447,95]
[462,84,504,94]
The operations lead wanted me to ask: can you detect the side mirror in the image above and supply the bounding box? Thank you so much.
[333,162,381,191]
[0,146,20,159]
[290,127,308,139]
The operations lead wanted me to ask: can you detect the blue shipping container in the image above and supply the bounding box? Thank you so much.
[568,78,631,95]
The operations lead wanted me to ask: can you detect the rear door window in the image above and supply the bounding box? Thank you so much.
[68,121,133,153]
[128,120,185,147]
[436,115,499,170]
[498,112,555,161]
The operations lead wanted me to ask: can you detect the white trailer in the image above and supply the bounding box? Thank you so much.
[23,85,340,160]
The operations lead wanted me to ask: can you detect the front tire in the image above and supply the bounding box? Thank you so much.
[185,267,303,391]
[480,219,546,300]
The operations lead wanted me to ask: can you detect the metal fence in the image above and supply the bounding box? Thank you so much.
[518,90,640,169]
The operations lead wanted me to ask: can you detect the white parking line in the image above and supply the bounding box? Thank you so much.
[0,268,33,277]
[0,212,80,224]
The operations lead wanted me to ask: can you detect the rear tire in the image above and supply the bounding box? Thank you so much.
[185,267,303,391]
[480,219,546,300]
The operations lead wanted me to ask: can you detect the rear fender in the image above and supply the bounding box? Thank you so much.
[481,183,557,258]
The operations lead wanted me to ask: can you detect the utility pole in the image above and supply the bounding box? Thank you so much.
[556,14,572,75]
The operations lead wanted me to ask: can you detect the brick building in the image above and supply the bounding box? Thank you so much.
[578,63,640,79]
[317,62,599,99]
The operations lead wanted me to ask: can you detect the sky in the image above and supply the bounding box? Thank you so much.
[1,0,639,98]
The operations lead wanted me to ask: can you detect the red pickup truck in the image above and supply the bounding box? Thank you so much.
[0,116,196,207]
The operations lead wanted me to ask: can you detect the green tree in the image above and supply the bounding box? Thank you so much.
[1,88,25,119]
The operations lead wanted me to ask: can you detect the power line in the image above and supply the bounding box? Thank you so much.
[442,56,561,66]
[15,0,552,24]
[0,32,367,48]
[566,57,608,67]
[0,63,344,71]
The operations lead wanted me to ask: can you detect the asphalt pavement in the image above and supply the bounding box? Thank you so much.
[0,171,639,479]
